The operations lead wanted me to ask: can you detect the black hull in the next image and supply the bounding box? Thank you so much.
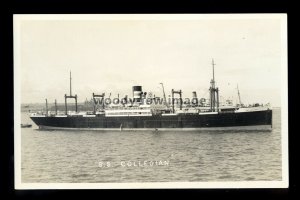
[30,110,272,130]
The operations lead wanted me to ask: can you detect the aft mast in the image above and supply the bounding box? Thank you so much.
[209,59,219,112]
[64,71,78,115]
[237,84,242,107]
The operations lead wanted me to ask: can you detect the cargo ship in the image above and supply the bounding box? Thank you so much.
[30,60,272,131]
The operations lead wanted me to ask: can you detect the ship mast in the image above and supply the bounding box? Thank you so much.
[160,83,168,108]
[212,59,215,84]
[70,71,72,96]
[55,99,57,115]
[237,84,242,107]
[209,59,219,112]
[64,71,78,114]
[45,98,48,116]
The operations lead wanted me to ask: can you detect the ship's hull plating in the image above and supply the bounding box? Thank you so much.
[30,110,272,130]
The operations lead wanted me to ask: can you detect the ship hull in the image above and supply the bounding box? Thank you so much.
[30,110,272,131]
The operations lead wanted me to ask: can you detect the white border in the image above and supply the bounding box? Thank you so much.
[14,14,288,189]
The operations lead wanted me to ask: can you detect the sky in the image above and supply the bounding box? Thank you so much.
[16,15,286,106]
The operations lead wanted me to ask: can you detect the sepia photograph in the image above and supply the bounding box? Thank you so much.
[14,14,288,189]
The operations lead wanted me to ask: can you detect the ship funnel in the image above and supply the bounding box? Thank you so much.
[133,86,142,103]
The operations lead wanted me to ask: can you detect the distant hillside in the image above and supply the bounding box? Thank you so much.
[21,102,94,112]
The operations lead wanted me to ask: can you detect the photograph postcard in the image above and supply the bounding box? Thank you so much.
[14,14,288,189]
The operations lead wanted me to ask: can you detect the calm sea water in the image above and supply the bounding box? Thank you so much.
[21,109,282,183]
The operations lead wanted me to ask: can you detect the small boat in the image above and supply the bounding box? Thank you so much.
[21,124,32,128]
